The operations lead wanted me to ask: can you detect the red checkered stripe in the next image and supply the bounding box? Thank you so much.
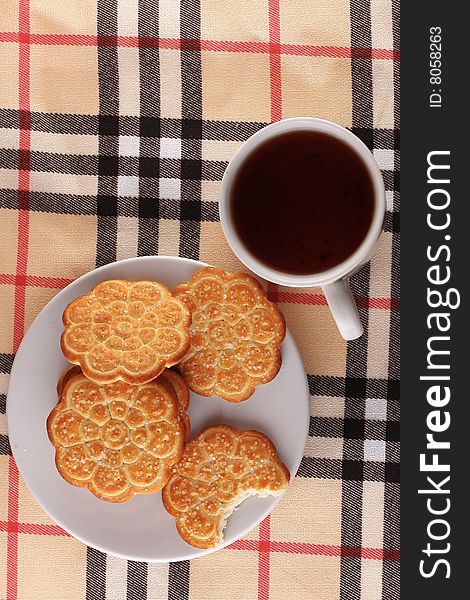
[5,1,31,599]
[0,519,402,561]
[0,274,400,310]
[0,33,399,60]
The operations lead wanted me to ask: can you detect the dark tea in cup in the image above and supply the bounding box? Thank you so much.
[230,130,375,275]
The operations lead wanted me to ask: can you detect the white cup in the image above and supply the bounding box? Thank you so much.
[219,117,386,341]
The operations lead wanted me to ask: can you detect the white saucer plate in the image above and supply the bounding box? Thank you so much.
[7,256,309,562]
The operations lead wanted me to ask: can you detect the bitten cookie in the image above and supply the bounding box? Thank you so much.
[162,424,290,548]
[173,267,286,401]
[47,367,187,502]
[61,280,191,385]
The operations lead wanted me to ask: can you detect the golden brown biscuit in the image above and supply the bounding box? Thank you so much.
[56,364,82,397]
[162,424,290,549]
[61,280,191,385]
[173,267,286,401]
[47,367,187,502]
[159,370,191,440]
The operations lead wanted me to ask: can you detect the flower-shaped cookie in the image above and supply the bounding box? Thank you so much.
[48,368,187,502]
[61,280,191,385]
[162,425,290,548]
[173,268,286,401]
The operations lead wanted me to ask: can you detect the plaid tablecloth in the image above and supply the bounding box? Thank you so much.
[0,0,399,598]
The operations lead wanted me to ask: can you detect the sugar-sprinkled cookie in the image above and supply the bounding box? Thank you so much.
[48,367,187,502]
[163,424,289,548]
[173,268,285,402]
[61,280,191,385]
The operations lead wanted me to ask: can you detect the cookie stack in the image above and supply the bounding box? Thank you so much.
[47,267,289,548]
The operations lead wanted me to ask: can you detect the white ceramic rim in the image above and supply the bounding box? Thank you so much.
[219,117,386,288]
[6,256,310,562]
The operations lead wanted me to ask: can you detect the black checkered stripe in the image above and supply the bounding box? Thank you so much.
[339,1,400,598]
[0,112,400,240]
[303,375,399,484]
[1,362,400,470]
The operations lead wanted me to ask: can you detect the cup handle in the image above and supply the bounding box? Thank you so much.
[322,280,363,341]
